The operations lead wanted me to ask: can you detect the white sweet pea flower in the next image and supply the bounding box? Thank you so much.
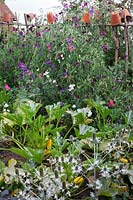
[68,84,75,91]
[4,103,9,108]
[44,70,49,76]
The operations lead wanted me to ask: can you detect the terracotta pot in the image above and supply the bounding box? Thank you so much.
[47,12,55,24]
[3,13,11,22]
[110,11,121,26]
[81,11,90,24]
[121,9,132,23]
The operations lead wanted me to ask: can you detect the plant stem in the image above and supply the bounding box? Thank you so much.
[93,132,97,199]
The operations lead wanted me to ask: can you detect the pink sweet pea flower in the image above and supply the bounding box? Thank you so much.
[4,84,10,91]
[68,45,74,53]
[108,99,115,108]
[38,73,43,78]
[46,43,52,50]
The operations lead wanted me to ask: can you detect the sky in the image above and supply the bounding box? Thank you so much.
[5,0,125,23]
[6,0,62,23]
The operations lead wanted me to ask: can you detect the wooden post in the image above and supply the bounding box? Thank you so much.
[124,15,129,79]
[24,13,29,32]
[112,26,120,65]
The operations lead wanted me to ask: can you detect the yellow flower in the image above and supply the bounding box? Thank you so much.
[119,158,128,163]
[73,176,84,185]
[8,158,17,167]
[44,149,51,155]
[47,139,52,149]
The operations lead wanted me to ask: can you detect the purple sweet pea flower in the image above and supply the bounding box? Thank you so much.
[63,71,68,78]
[19,31,23,36]
[66,37,73,45]
[75,61,80,66]
[74,23,79,28]
[44,28,50,33]
[54,14,58,22]
[18,62,27,72]
[102,44,109,52]
[13,27,17,32]
[63,3,70,9]
[34,43,40,48]
[89,6,94,16]
[45,60,52,66]
[100,31,107,37]
[36,31,41,37]
[72,16,79,22]
[81,1,88,8]
[60,102,64,107]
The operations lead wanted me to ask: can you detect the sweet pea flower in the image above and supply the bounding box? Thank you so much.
[4,84,10,91]
[68,45,74,53]
[89,6,94,16]
[66,37,73,45]
[46,43,52,50]
[63,3,70,9]
[38,73,43,78]
[108,99,115,108]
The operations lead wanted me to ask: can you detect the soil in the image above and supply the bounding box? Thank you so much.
[0,150,26,164]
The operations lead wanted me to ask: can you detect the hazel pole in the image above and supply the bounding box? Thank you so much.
[124,14,129,80]
[112,26,120,66]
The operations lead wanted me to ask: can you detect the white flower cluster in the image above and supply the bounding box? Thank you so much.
[0,153,83,200]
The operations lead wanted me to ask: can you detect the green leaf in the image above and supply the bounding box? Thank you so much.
[0,91,9,104]
[2,113,23,126]
[10,147,44,164]
[30,115,46,131]
[46,103,70,121]
[74,125,96,139]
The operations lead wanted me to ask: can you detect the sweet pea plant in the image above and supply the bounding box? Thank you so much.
[0,0,132,199]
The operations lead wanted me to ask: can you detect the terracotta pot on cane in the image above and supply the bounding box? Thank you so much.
[121,9,132,23]
[110,11,121,26]
[3,13,11,23]
[81,11,90,24]
[47,12,55,24]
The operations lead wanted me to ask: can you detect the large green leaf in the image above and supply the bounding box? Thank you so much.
[10,147,44,164]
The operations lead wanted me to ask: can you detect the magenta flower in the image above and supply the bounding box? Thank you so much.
[100,31,107,37]
[4,84,10,91]
[63,3,69,9]
[46,43,52,50]
[102,44,109,52]
[108,99,115,108]
[36,31,41,37]
[81,1,88,8]
[68,45,74,53]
